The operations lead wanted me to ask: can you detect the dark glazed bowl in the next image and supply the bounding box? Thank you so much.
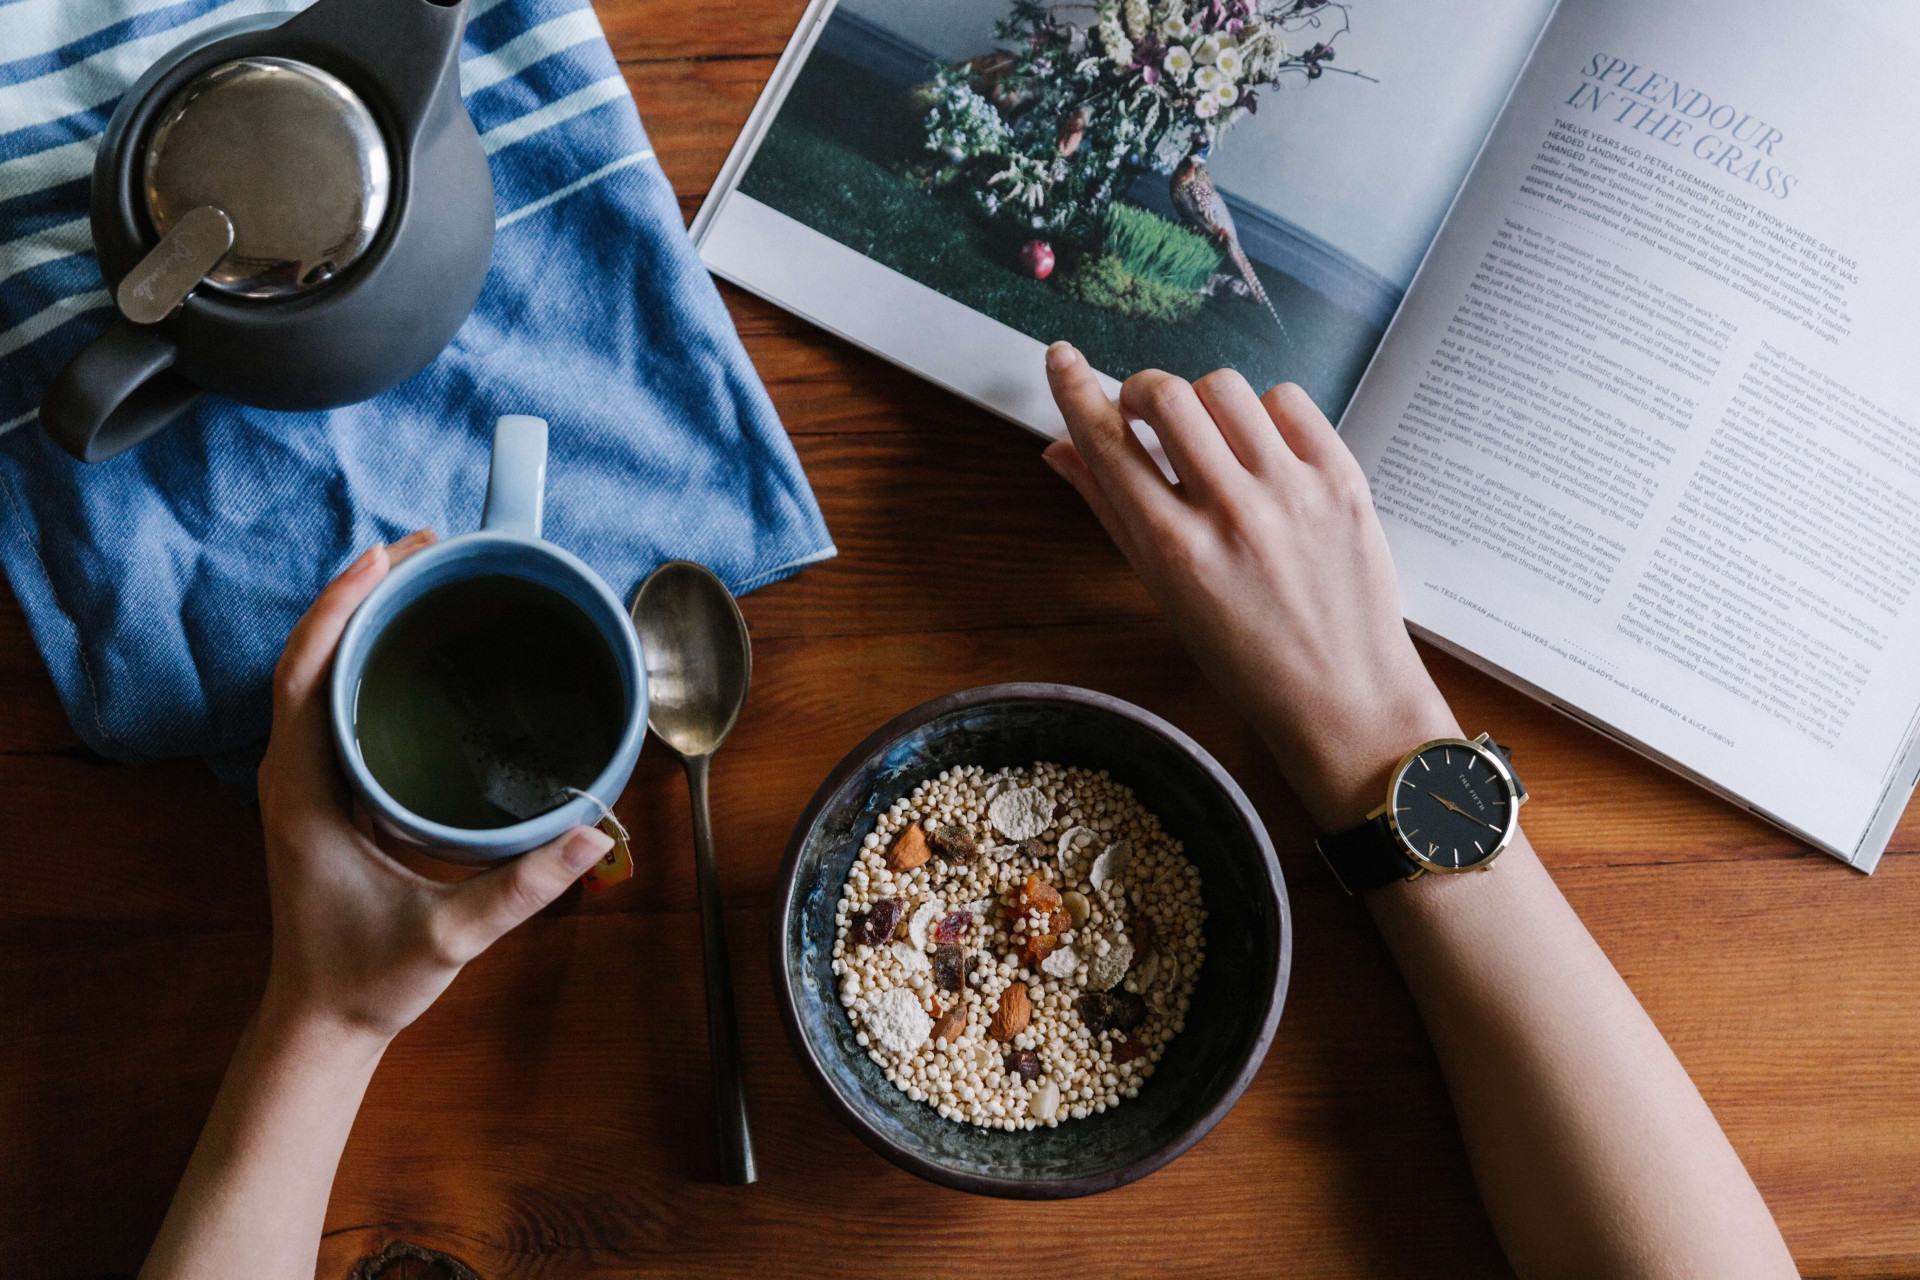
[771,683,1290,1198]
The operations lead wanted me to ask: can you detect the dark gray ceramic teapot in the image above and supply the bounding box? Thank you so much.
[40,0,495,462]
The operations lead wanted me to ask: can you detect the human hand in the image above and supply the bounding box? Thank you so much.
[1042,343,1458,830]
[253,531,613,1045]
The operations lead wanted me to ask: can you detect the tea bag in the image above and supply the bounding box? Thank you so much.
[428,649,572,820]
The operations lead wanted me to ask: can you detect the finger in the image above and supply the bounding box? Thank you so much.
[1260,382,1348,471]
[271,543,390,724]
[1045,343,1177,521]
[443,826,614,954]
[1118,369,1246,493]
[1042,439,1143,564]
[386,527,437,568]
[1193,368,1298,476]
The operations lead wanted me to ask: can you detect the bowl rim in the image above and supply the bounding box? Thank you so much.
[770,681,1292,1199]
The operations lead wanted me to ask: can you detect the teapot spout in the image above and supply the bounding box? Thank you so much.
[275,0,469,142]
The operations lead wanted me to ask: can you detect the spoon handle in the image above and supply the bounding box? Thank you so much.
[685,753,757,1185]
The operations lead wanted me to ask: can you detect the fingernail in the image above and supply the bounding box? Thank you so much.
[1046,341,1079,372]
[1041,447,1067,478]
[564,826,615,872]
[396,526,435,547]
[348,544,383,575]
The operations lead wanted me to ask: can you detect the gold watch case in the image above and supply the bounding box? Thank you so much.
[1367,733,1526,878]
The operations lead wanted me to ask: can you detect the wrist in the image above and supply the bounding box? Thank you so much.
[254,983,395,1073]
[1272,683,1461,833]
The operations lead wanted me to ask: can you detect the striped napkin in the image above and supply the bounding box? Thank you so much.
[0,0,833,776]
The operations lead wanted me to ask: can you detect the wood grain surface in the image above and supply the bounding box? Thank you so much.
[2,1,1916,1276]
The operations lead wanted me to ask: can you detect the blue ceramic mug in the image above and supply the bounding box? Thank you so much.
[329,415,647,861]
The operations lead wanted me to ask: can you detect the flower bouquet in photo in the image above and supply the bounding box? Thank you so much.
[915,0,1360,324]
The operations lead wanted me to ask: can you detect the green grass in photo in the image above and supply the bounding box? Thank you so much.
[736,49,1386,415]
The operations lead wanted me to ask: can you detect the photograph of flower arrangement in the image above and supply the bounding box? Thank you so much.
[736,0,1392,414]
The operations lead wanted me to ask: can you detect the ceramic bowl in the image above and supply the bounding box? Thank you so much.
[770,683,1291,1198]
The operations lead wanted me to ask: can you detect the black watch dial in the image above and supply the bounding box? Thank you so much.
[1391,741,1516,872]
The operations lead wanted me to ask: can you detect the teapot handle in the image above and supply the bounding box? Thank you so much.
[276,0,468,139]
[39,320,201,463]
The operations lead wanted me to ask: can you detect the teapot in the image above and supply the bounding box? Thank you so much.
[39,0,495,462]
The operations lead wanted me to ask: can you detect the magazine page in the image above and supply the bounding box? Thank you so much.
[1337,0,1920,865]
[698,0,1555,437]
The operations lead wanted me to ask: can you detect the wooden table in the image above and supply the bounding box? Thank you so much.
[5,2,1918,1275]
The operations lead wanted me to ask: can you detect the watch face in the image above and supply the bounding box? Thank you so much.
[1390,741,1516,872]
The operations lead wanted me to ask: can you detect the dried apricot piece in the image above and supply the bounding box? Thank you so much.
[1018,931,1059,968]
[1015,872,1061,915]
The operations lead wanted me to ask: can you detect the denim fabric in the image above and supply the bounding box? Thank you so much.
[0,0,834,778]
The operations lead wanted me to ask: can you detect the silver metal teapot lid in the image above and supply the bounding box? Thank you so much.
[143,56,390,299]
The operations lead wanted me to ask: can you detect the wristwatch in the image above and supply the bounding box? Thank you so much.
[1315,734,1527,894]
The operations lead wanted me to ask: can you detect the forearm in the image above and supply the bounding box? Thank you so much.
[1366,831,1795,1279]
[140,995,389,1280]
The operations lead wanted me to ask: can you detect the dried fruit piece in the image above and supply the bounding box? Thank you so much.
[988,786,1055,841]
[1078,990,1147,1034]
[1006,1049,1042,1082]
[1014,872,1062,916]
[933,942,966,992]
[928,824,980,862]
[852,896,907,946]
[1020,837,1050,863]
[867,987,933,1054]
[888,822,931,871]
[964,953,984,985]
[1086,937,1135,992]
[989,981,1032,1041]
[1130,910,1157,957]
[1018,931,1059,968]
[1039,945,1080,979]
[907,899,944,948]
[1048,908,1072,934]
[1112,1034,1152,1065]
[933,910,973,944]
[1061,890,1091,928]
[933,1005,967,1043]
[1029,1077,1061,1121]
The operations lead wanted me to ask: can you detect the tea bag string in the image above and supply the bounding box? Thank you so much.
[561,786,630,845]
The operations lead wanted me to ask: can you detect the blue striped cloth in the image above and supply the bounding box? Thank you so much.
[0,0,834,778]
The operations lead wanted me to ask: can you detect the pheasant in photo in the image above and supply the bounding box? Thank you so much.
[1171,148,1286,333]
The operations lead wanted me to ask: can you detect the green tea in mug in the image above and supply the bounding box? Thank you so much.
[353,575,625,829]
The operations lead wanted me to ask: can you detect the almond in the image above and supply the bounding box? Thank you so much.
[933,1006,967,1043]
[888,822,931,871]
[989,981,1032,1042]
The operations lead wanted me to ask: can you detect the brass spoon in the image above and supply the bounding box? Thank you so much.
[631,560,757,1185]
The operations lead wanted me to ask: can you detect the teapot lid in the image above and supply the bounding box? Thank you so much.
[143,56,390,299]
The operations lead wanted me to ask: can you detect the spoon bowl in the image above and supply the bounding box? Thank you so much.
[632,560,752,759]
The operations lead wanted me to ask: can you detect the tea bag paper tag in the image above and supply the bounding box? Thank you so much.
[584,814,635,892]
[561,787,634,892]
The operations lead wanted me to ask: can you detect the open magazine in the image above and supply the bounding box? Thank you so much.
[695,0,1920,870]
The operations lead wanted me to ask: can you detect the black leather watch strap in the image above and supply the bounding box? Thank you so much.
[1315,814,1420,895]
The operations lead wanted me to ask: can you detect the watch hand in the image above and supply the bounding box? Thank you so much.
[1428,791,1503,831]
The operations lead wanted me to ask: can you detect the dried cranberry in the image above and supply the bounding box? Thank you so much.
[853,895,907,946]
[933,910,973,944]
[1006,1049,1042,1082]
[933,942,966,991]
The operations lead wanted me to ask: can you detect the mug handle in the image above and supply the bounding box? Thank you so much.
[39,318,201,462]
[481,414,548,538]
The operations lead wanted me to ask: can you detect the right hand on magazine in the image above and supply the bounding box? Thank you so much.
[254,531,613,1045]
[1042,342,1460,831]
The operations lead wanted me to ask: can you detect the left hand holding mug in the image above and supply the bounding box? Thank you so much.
[255,529,614,1045]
